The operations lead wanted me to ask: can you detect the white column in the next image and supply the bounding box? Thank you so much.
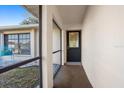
[0,33,4,47]
[41,5,53,88]
[30,30,35,57]
[62,30,66,65]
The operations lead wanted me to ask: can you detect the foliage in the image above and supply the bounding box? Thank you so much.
[20,17,39,25]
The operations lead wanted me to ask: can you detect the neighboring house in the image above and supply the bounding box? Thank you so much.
[0,23,60,75]
[0,24,39,62]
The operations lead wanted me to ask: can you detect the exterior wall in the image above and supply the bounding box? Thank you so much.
[53,22,61,65]
[42,5,64,88]
[0,28,37,61]
[65,24,82,31]
[35,28,39,57]
[52,6,66,66]
[0,33,3,46]
[81,6,124,87]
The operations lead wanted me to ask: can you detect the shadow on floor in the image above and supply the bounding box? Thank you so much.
[54,64,92,88]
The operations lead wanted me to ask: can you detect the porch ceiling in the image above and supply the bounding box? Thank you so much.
[23,5,39,18]
[56,5,87,26]
[23,5,88,29]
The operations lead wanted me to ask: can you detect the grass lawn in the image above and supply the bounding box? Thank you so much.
[0,66,39,88]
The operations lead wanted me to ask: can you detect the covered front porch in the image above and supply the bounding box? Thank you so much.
[1,5,124,88]
[24,5,90,88]
[0,5,89,88]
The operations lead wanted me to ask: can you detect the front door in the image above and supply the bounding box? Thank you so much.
[67,31,81,62]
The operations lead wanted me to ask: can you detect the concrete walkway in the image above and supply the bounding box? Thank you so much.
[54,64,92,88]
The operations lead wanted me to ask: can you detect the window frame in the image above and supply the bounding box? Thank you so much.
[4,33,31,55]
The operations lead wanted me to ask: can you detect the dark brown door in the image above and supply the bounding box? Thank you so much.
[67,31,81,62]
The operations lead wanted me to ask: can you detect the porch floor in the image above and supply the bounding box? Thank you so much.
[54,64,92,88]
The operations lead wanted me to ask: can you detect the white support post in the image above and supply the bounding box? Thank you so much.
[42,5,53,88]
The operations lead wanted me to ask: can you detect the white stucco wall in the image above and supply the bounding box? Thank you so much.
[53,22,61,52]
[53,22,61,65]
[35,28,39,57]
[81,6,124,87]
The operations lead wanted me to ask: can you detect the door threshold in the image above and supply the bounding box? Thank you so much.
[66,62,81,65]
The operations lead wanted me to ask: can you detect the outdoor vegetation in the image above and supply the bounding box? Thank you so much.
[0,66,39,88]
[20,17,39,25]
